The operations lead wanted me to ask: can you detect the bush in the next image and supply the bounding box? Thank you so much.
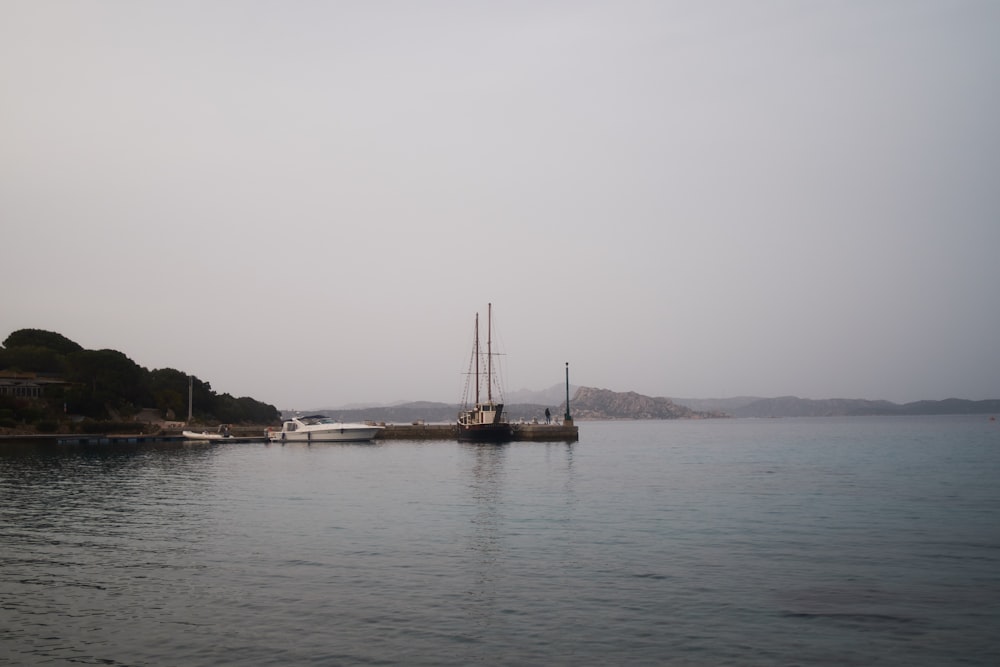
[79,421,146,434]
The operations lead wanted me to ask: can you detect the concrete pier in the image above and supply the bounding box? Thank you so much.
[510,423,579,442]
[2,423,579,445]
[376,423,578,442]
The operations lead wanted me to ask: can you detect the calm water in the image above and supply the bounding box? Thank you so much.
[1,416,998,666]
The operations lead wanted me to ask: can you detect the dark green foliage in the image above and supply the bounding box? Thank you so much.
[1,328,280,427]
[0,396,58,427]
[78,421,148,435]
[0,405,16,428]
[0,345,67,374]
[3,329,83,355]
[35,420,58,433]
[66,349,152,408]
[212,393,280,424]
[149,368,189,419]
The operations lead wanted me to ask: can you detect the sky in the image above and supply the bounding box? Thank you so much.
[3,1,999,409]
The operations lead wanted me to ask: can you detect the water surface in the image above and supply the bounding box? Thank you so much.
[2,416,998,665]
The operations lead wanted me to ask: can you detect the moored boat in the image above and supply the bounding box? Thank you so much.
[266,415,383,443]
[458,304,513,443]
[183,425,232,440]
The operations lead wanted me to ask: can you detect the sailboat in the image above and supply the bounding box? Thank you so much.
[458,304,514,443]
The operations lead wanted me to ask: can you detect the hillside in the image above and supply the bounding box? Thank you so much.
[263,386,1000,424]
[567,387,723,420]
[307,387,724,423]
[307,388,1000,423]
[1,328,280,431]
[671,395,1000,418]
[299,401,556,424]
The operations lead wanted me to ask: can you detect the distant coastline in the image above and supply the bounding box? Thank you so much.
[297,388,1000,423]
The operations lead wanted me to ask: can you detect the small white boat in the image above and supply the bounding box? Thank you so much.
[182,425,232,441]
[266,415,383,443]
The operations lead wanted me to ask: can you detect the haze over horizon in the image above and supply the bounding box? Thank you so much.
[4,2,999,410]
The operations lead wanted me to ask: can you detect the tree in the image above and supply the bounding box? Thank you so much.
[149,368,189,419]
[65,349,151,415]
[2,328,278,426]
[0,345,67,374]
[3,329,83,355]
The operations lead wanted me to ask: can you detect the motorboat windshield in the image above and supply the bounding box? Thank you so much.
[298,415,338,425]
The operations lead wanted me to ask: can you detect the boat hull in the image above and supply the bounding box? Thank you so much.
[266,426,382,443]
[182,431,227,441]
[457,423,513,443]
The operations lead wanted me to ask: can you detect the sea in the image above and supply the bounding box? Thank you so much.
[1,416,998,666]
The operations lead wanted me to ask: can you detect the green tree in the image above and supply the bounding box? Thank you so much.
[2,328,278,425]
[65,349,151,415]
[3,329,83,355]
[149,368,190,419]
[0,345,67,374]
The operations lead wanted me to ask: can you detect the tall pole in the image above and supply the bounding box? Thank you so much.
[474,313,480,405]
[564,362,572,423]
[187,375,193,424]
[486,303,493,402]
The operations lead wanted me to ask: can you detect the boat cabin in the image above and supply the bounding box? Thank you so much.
[460,401,505,426]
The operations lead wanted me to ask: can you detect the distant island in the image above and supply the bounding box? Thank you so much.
[303,386,999,423]
[671,395,1000,418]
[4,328,996,436]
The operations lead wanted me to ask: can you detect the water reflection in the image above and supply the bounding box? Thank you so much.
[458,442,579,644]
[460,443,507,634]
[0,442,219,665]
[549,441,576,507]
[1,443,217,531]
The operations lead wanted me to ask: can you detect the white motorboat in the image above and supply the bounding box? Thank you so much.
[266,415,383,443]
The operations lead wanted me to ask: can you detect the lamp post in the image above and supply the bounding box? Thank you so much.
[564,362,573,425]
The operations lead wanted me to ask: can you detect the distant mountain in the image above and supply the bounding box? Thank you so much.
[900,398,1000,415]
[287,402,457,424]
[290,400,555,425]
[506,383,577,405]
[672,395,1000,418]
[568,387,724,420]
[669,396,764,414]
[288,392,1000,424]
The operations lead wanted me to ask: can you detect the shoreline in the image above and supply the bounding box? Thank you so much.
[0,422,579,445]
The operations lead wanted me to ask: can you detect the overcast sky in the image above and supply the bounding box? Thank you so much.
[3,1,999,409]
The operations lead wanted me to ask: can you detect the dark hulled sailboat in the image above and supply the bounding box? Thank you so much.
[457,304,513,443]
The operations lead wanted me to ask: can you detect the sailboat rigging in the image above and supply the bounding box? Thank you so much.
[458,303,513,443]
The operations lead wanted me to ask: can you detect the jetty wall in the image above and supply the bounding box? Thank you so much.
[2,423,579,444]
[376,423,578,442]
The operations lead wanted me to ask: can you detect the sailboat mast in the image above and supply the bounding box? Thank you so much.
[474,312,480,405]
[487,303,493,402]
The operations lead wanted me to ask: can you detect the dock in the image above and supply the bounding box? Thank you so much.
[0,433,264,445]
[376,423,578,442]
[0,423,579,445]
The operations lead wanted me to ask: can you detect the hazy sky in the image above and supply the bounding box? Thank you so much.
[3,1,999,409]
